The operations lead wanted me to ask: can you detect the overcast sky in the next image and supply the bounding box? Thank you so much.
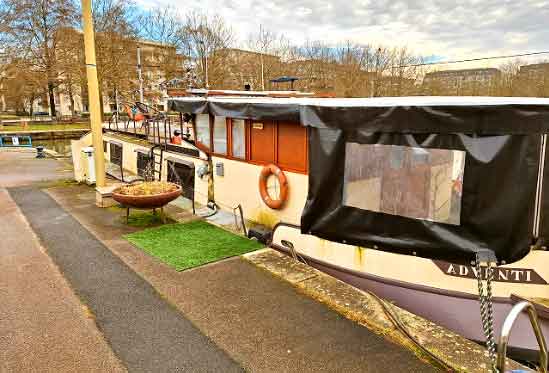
[136,0,549,63]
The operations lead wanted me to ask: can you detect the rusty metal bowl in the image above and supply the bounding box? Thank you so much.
[111,183,182,209]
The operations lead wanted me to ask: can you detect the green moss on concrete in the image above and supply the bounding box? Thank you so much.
[107,204,126,212]
[39,178,81,189]
[125,211,176,227]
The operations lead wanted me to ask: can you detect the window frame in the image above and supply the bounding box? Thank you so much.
[246,119,308,174]
[193,114,212,153]
[194,114,308,175]
[212,116,228,156]
[229,118,246,160]
[275,121,308,173]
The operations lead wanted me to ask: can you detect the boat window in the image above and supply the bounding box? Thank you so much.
[277,121,307,172]
[231,119,245,158]
[343,143,465,225]
[213,116,227,155]
[109,142,123,167]
[195,114,210,149]
[136,151,150,177]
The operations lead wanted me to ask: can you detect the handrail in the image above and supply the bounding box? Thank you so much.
[497,301,548,373]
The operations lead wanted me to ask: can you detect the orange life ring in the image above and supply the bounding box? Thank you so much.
[259,164,289,209]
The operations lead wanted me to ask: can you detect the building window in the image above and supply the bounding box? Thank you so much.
[231,119,245,159]
[195,114,210,149]
[213,116,227,155]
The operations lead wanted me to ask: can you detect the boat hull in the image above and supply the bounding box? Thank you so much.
[271,224,549,361]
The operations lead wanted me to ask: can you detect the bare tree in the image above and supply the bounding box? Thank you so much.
[91,0,138,114]
[139,6,186,84]
[139,6,184,50]
[0,0,78,116]
[496,59,522,96]
[51,26,88,117]
[384,47,424,96]
[280,40,424,97]
[284,40,338,94]
[244,26,290,90]
[2,58,46,115]
[181,11,234,88]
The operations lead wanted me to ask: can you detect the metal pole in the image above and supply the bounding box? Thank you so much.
[205,51,209,89]
[115,88,119,114]
[260,25,265,90]
[81,0,106,187]
[137,46,144,102]
[497,301,548,373]
[261,54,264,91]
[114,88,119,129]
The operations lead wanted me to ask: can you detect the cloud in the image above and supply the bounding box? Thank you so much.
[137,0,549,61]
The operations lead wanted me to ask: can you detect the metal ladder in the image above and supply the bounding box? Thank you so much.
[149,145,163,181]
[497,301,548,372]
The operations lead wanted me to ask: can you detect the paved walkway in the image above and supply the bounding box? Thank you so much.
[0,149,73,187]
[2,152,437,372]
[48,185,438,373]
[9,187,242,373]
[0,189,125,373]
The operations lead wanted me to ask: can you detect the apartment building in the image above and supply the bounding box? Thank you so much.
[422,68,501,96]
[516,62,549,97]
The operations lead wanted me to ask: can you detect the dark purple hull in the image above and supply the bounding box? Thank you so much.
[272,243,549,361]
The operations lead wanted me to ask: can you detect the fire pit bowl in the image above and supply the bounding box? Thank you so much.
[112,182,182,209]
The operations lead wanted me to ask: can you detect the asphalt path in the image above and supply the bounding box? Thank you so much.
[9,186,242,373]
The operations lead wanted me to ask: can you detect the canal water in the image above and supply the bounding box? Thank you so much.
[32,138,74,156]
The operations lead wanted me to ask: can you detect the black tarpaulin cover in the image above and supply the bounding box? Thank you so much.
[300,97,549,265]
[169,96,549,264]
[302,129,541,264]
[169,96,301,122]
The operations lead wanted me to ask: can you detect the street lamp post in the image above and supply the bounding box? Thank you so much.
[81,0,106,187]
[137,46,144,102]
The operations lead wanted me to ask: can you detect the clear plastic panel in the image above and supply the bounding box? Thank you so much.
[195,114,210,148]
[343,143,465,225]
[231,119,245,158]
[213,116,227,154]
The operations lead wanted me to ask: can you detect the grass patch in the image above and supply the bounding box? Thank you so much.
[0,114,19,120]
[0,122,90,132]
[124,220,263,271]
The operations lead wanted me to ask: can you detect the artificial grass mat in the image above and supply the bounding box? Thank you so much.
[124,220,263,271]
